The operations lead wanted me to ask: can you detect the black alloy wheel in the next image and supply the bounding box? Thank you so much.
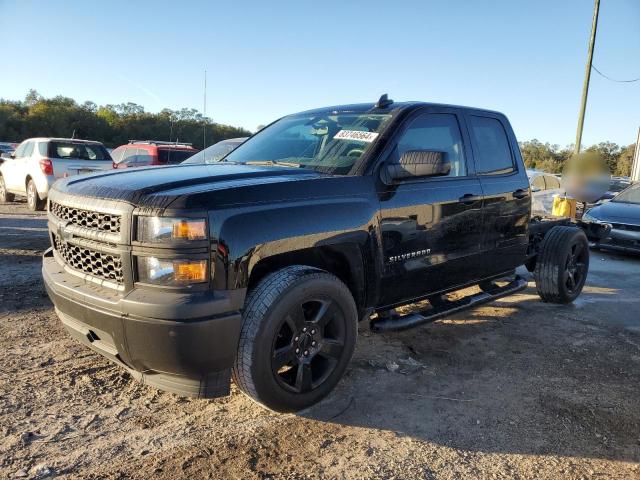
[534,226,590,304]
[271,298,346,394]
[563,240,588,295]
[233,265,357,412]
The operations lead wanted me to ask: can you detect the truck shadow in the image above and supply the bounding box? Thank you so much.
[301,283,640,463]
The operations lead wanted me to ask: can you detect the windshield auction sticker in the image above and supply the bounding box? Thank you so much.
[334,130,379,143]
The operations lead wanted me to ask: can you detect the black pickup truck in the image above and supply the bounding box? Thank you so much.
[42,96,607,412]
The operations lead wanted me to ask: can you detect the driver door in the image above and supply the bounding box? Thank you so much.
[376,109,484,307]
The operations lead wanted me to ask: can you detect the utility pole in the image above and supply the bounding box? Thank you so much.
[574,0,600,155]
[203,70,207,150]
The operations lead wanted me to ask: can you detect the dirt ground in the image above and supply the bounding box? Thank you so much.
[1,200,639,479]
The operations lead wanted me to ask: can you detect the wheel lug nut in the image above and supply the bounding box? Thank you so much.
[312,341,316,346]
[302,327,307,332]
[311,329,316,334]
[295,348,300,354]
[294,336,299,341]
[304,350,308,356]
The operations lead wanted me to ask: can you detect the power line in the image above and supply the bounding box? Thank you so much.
[592,64,640,83]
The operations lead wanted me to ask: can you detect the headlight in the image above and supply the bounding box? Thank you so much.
[137,216,207,243]
[582,211,600,223]
[137,256,208,285]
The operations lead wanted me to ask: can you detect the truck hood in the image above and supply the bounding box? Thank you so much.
[52,163,326,210]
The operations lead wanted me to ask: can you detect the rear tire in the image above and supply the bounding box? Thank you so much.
[27,179,45,211]
[232,265,357,412]
[0,176,15,202]
[534,226,589,304]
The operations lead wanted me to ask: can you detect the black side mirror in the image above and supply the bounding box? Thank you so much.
[382,150,450,184]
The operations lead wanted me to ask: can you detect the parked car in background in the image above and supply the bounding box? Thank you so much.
[181,137,247,164]
[0,138,112,210]
[528,170,563,215]
[111,140,198,169]
[597,176,631,203]
[0,142,17,165]
[583,182,640,254]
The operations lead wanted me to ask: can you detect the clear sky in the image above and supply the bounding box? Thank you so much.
[1,0,639,147]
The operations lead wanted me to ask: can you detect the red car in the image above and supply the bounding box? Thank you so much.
[111,140,199,169]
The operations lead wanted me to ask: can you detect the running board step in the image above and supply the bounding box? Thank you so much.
[370,276,529,332]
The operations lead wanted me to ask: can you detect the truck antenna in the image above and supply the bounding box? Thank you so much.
[376,93,394,108]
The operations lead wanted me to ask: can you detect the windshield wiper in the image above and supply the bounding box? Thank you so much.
[244,160,301,168]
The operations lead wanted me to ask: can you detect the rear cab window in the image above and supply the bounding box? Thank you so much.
[468,115,515,175]
[48,141,111,161]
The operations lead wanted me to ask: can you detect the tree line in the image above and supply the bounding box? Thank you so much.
[0,91,636,175]
[0,90,251,150]
[520,139,635,177]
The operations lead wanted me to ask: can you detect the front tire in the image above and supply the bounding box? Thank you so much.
[534,226,589,304]
[232,266,357,412]
[27,179,45,211]
[0,176,15,202]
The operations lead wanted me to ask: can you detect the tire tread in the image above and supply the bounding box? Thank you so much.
[534,226,588,303]
[232,265,354,408]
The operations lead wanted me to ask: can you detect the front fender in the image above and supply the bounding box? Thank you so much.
[210,189,380,307]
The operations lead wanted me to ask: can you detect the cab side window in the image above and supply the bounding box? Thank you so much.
[395,113,467,177]
[469,116,514,175]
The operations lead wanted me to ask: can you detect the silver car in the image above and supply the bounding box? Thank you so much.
[528,170,563,215]
[0,138,113,210]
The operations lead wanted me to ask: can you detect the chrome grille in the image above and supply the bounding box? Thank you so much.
[50,201,121,233]
[53,234,124,284]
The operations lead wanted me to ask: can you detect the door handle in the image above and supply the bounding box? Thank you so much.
[513,189,529,199]
[458,193,482,205]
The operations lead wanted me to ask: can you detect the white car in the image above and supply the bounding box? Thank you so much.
[527,170,563,215]
[0,138,113,210]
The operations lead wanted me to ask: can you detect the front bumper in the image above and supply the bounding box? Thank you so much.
[43,248,245,398]
[592,226,640,254]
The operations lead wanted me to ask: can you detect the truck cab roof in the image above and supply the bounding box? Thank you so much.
[296,101,505,118]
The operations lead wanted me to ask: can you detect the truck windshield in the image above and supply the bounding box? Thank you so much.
[224,113,393,175]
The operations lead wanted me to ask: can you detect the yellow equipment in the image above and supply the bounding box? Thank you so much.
[552,194,577,218]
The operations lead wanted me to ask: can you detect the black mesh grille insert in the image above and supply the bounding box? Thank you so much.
[53,234,124,284]
[50,201,121,233]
